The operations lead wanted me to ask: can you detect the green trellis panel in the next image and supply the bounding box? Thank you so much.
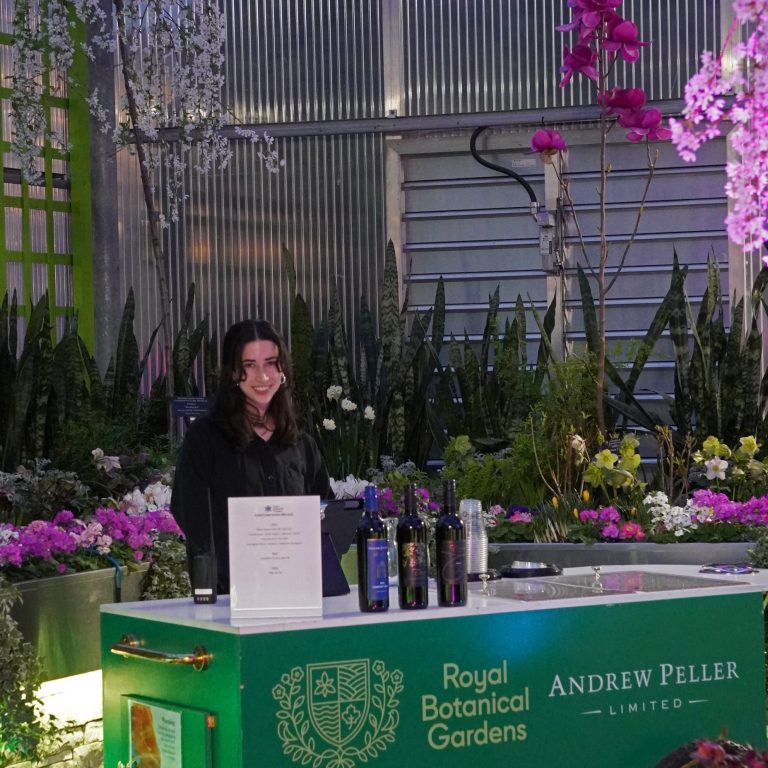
[0,13,94,349]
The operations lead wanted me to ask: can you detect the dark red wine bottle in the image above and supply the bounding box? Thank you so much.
[356,484,389,612]
[435,479,467,606]
[397,484,428,609]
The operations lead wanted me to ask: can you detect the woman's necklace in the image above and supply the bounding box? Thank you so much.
[244,402,274,438]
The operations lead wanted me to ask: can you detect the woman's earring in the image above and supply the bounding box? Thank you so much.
[280,373,287,385]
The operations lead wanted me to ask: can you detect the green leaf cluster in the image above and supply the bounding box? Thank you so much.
[0,577,55,765]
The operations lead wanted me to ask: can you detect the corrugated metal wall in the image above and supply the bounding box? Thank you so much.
[113,0,728,390]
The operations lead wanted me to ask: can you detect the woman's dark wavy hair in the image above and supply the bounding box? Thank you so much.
[211,319,300,449]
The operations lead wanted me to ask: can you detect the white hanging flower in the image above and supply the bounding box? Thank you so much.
[91,447,121,473]
[323,419,337,431]
[330,475,371,499]
[143,481,173,510]
[705,457,729,480]
[363,406,375,421]
[121,488,146,515]
[341,398,358,412]
[326,385,343,401]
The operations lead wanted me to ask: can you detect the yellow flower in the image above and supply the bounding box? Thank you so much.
[738,436,759,457]
[582,489,590,502]
[595,449,618,469]
[572,508,578,520]
[552,496,559,509]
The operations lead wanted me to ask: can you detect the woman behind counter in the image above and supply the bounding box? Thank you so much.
[172,319,331,594]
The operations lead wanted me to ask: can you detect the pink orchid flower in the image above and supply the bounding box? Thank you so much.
[598,87,646,116]
[530,129,567,153]
[560,44,598,86]
[603,18,648,63]
[560,8,624,44]
[619,108,672,142]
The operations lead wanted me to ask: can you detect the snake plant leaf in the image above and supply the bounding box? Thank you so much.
[720,295,746,435]
[668,273,692,432]
[282,243,297,300]
[515,294,527,370]
[462,333,489,437]
[328,288,353,397]
[624,254,688,397]
[172,282,208,397]
[387,388,405,458]
[531,293,556,392]
[0,292,18,468]
[741,317,762,434]
[379,239,402,390]
[50,318,87,422]
[358,296,379,404]
[14,293,54,461]
[111,288,139,414]
[290,292,315,420]
[577,265,599,353]
[480,286,500,376]
[398,309,433,384]
[431,277,446,357]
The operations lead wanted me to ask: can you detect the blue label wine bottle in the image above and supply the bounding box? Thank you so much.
[435,479,467,606]
[356,484,390,612]
[397,483,429,609]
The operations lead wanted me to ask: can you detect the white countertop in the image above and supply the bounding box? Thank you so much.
[100,564,768,636]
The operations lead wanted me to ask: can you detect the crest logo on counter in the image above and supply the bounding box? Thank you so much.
[272,658,403,766]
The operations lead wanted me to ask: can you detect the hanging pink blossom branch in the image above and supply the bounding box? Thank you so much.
[670,1,768,258]
[528,0,670,433]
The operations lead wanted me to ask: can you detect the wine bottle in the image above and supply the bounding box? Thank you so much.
[396,484,429,609]
[435,479,467,606]
[356,484,390,612]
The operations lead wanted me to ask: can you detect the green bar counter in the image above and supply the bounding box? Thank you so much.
[101,565,768,768]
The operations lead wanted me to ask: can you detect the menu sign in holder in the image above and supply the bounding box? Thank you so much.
[228,496,323,623]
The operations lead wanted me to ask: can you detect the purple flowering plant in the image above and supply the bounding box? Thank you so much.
[571,505,647,543]
[376,486,439,519]
[0,505,183,582]
[487,505,537,543]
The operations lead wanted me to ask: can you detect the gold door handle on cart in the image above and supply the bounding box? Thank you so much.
[111,634,212,671]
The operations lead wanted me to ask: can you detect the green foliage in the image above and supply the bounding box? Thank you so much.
[439,433,546,511]
[0,460,93,526]
[582,433,646,507]
[582,254,691,438]
[287,241,446,473]
[172,283,210,398]
[140,536,192,600]
[0,577,55,765]
[670,256,768,445]
[526,353,602,498]
[437,290,552,450]
[748,528,768,568]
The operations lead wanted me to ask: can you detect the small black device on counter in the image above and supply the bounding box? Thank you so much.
[193,489,218,604]
[192,552,218,604]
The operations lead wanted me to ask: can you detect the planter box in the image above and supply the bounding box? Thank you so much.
[488,541,755,570]
[11,565,148,680]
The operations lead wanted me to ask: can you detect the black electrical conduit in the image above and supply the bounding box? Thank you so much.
[469,125,539,209]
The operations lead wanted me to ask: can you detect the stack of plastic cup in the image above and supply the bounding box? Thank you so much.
[459,498,488,577]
